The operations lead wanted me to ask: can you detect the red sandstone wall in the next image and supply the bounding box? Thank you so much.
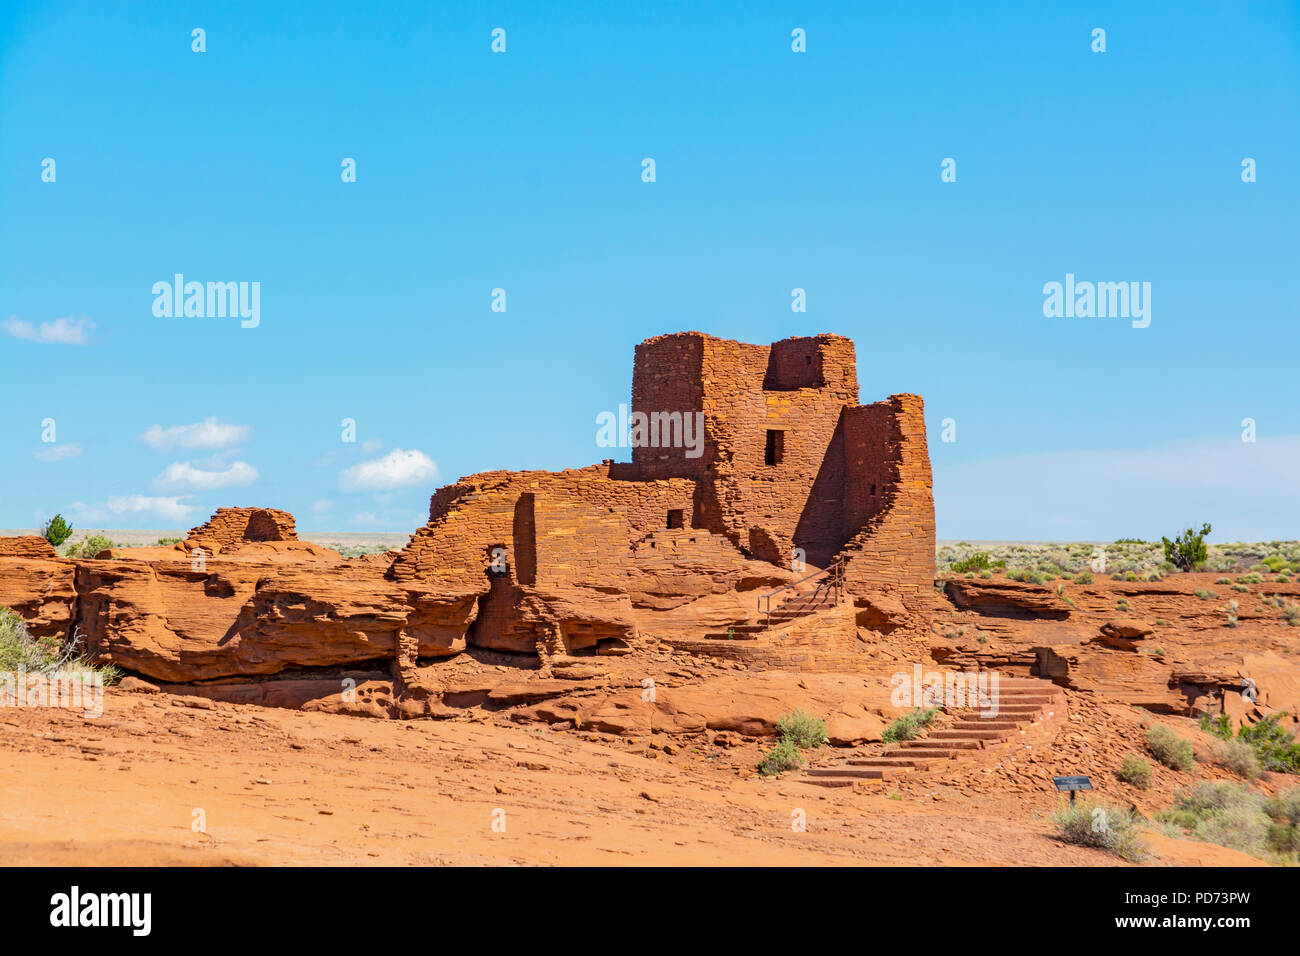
[184,507,297,554]
[696,334,859,566]
[838,393,935,601]
[631,334,707,480]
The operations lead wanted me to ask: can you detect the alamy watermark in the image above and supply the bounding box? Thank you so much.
[596,405,705,458]
[1042,273,1150,329]
[891,665,1000,717]
[152,274,260,328]
[1,668,104,718]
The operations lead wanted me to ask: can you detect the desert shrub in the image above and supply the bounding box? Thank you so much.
[0,607,63,672]
[1211,738,1262,779]
[883,707,939,743]
[1281,602,1300,626]
[41,514,74,547]
[1117,754,1153,789]
[1237,573,1263,584]
[1053,798,1149,862]
[950,552,1005,574]
[1202,711,1299,775]
[1074,571,1094,584]
[1162,523,1211,571]
[758,737,804,775]
[64,534,114,559]
[1231,583,1250,593]
[1200,712,1233,739]
[1147,724,1195,772]
[1165,781,1300,862]
[1237,714,1300,773]
[1265,789,1300,855]
[156,536,182,546]
[776,710,827,749]
[0,609,119,685]
[1194,589,1215,600]
[1007,568,1047,585]
[1215,577,1232,585]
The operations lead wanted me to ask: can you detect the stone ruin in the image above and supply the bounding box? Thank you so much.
[0,330,937,712]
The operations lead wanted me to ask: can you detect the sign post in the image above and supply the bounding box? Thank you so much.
[1052,775,1093,805]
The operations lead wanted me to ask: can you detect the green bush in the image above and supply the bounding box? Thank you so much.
[949,552,1006,574]
[1007,568,1048,585]
[1237,713,1300,773]
[1200,712,1233,739]
[64,534,114,559]
[0,606,120,685]
[758,737,804,776]
[1117,754,1153,789]
[0,606,63,672]
[1202,711,1300,774]
[776,709,827,749]
[1074,571,1094,584]
[1211,738,1262,779]
[41,514,73,547]
[883,707,939,743]
[1164,781,1300,862]
[1146,724,1195,772]
[1162,523,1211,571]
[1053,797,1149,862]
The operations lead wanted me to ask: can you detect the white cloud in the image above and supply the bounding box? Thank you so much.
[153,460,258,490]
[139,417,250,452]
[339,448,438,492]
[71,495,198,524]
[2,315,93,345]
[33,443,83,462]
[934,434,1300,542]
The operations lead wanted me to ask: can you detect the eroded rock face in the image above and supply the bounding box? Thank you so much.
[0,536,58,559]
[0,556,75,639]
[182,507,298,554]
[73,556,484,684]
[943,579,1071,620]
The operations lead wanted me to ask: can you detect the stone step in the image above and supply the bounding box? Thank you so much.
[898,738,983,750]
[800,777,855,788]
[805,766,897,780]
[929,729,1010,741]
[702,632,761,641]
[982,702,1045,712]
[847,757,924,768]
[951,720,1022,730]
[883,747,959,759]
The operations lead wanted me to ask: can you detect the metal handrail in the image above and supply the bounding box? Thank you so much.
[757,559,844,628]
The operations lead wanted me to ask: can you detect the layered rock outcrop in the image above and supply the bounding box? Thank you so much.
[0,331,939,719]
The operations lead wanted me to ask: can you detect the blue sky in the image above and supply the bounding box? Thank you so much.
[2,1,1297,540]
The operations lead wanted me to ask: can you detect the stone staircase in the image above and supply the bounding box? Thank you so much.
[703,560,844,640]
[802,674,1066,787]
